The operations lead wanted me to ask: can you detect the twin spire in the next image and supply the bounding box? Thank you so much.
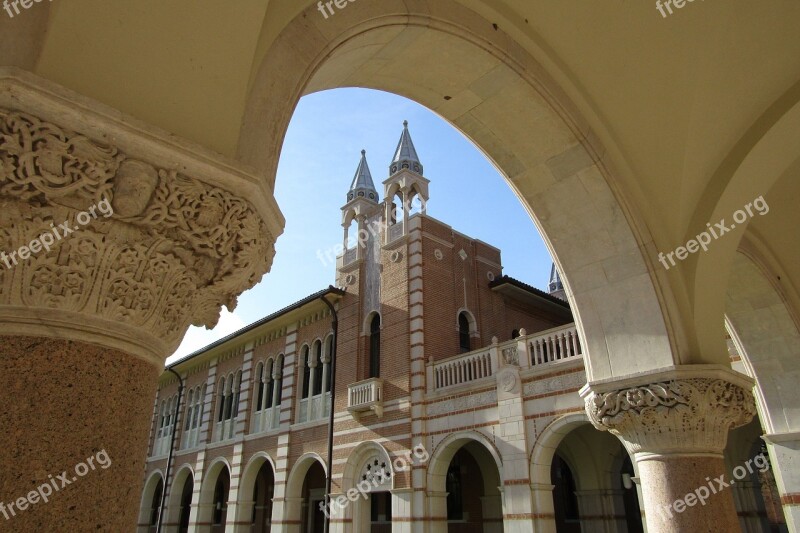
[346,121,422,203]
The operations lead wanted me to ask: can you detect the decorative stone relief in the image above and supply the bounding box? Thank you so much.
[427,389,497,416]
[359,455,392,491]
[501,346,519,366]
[0,109,276,361]
[524,371,585,397]
[497,368,518,394]
[584,377,756,455]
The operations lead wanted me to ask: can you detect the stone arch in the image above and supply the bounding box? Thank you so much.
[240,451,277,500]
[238,0,677,382]
[427,430,503,493]
[237,452,278,532]
[530,412,591,486]
[686,86,800,363]
[531,412,642,532]
[137,469,164,530]
[725,250,800,435]
[341,441,396,493]
[165,464,195,528]
[336,441,396,530]
[456,307,478,335]
[197,457,232,526]
[285,452,328,501]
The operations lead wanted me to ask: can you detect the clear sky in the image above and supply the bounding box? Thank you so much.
[168,88,554,363]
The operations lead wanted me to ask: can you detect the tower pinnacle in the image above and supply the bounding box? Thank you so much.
[347,149,378,203]
[390,120,423,176]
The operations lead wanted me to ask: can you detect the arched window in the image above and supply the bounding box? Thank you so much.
[313,340,323,396]
[325,335,334,393]
[184,390,194,432]
[217,378,226,423]
[224,375,234,421]
[369,314,381,378]
[301,346,311,399]
[265,360,274,409]
[255,363,264,412]
[232,371,242,418]
[149,477,163,526]
[458,312,471,353]
[275,356,284,406]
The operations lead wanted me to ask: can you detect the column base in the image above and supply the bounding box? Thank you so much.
[0,335,158,532]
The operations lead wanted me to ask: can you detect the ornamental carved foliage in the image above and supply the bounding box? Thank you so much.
[0,109,274,341]
[584,378,756,454]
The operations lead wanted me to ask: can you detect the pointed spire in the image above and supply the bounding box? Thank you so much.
[549,263,565,299]
[390,120,423,176]
[347,149,378,203]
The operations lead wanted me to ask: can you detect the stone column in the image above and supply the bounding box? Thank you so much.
[0,69,282,532]
[582,365,756,533]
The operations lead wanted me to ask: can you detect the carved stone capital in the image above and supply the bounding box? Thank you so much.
[582,366,756,456]
[0,70,284,365]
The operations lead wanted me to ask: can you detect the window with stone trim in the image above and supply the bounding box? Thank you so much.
[369,314,381,378]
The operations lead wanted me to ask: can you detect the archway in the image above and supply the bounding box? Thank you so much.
[726,250,800,530]
[238,453,277,533]
[239,0,678,384]
[531,413,645,533]
[165,465,194,533]
[285,454,328,533]
[138,471,164,533]
[549,424,643,532]
[725,418,788,532]
[340,441,397,532]
[197,459,232,533]
[428,433,503,532]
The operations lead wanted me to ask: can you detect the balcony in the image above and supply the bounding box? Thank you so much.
[347,378,384,418]
[427,323,583,392]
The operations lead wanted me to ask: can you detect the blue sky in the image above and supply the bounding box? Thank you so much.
[168,88,553,362]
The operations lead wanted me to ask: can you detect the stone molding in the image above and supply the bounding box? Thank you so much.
[582,366,756,456]
[0,69,284,365]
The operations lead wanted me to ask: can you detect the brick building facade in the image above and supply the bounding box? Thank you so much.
[139,124,776,533]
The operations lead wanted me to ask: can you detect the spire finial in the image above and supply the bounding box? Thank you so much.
[346,149,378,204]
[391,120,422,175]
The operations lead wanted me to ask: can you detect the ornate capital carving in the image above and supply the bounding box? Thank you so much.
[0,71,284,365]
[583,369,755,456]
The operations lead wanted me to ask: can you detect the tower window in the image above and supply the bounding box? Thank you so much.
[458,312,471,353]
[369,314,381,378]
